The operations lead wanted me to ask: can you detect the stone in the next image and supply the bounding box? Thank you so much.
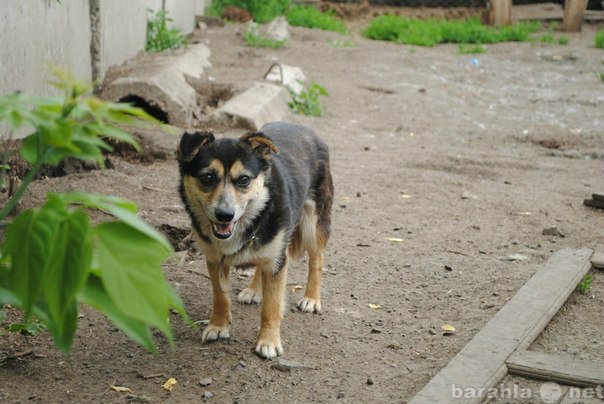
[270,358,311,372]
[101,44,211,127]
[205,82,290,131]
[542,226,565,237]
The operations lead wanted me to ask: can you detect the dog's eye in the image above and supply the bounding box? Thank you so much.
[199,173,215,186]
[236,176,251,188]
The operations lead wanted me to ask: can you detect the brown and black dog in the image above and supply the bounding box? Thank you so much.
[178,122,333,359]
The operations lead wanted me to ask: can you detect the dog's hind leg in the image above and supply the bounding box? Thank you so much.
[201,260,232,343]
[237,267,263,304]
[256,258,288,359]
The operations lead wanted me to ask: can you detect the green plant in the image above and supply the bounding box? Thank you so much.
[0,68,188,353]
[286,5,347,33]
[595,30,604,49]
[288,82,328,116]
[362,16,541,47]
[540,33,555,44]
[330,35,356,48]
[577,274,593,294]
[244,24,287,48]
[595,71,604,81]
[209,0,291,23]
[458,43,486,54]
[146,9,186,52]
[558,36,569,45]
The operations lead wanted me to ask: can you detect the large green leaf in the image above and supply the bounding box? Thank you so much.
[80,274,156,352]
[95,222,173,343]
[59,192,172,249]
[41,205,92,350]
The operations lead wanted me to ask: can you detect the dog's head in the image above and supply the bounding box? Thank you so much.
[178,131,280,242]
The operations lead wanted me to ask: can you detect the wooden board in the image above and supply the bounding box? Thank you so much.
[591,252,604,270]
[409,249,593,404]
[507,349,604,387]
[563,0,588,32]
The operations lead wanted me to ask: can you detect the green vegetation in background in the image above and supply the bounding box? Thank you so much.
[285,5,347,33]
[458,43,486,54]
[146,9,186,52]
[288,82,329,117]
[362,16,541,47]
[244,24,287,48]
[208,0,291,23]
[595,30,604,48]
[0,68,189,354]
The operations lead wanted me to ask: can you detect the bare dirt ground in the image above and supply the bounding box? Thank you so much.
[1,8,604,404]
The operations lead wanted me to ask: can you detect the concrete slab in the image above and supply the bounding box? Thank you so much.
[101,43,211,127]
[205,82,291,131]
[264,63,307,95]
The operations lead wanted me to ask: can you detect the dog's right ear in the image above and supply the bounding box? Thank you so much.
[177,131,214,163]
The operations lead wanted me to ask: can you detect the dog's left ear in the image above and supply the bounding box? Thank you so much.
[239,132,280,159]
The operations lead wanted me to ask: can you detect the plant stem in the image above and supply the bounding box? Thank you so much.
[0,159,43,223]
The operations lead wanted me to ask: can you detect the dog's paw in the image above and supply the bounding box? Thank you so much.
[201,324,230,343]
[238,287,262,304]
[255,339,283,359]
[297,297,322,314]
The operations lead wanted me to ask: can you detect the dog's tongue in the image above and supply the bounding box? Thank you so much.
[214,222,234,236]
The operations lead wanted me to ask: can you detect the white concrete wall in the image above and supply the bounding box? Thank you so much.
[165,0,197,34]
[99,0,150,80]
[0,0,92,96]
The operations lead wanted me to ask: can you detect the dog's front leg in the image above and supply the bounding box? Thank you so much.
[256,257,288,359]
[201,260,232,343]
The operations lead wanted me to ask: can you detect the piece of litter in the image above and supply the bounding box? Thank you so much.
[162,377,177,392]
[506,254,529,262]
[110,385,132,393]
[291,285,303,292]
[368,303,381,309]
[400,194,413,199]
[385,237,404,242]
[441,324,456,335]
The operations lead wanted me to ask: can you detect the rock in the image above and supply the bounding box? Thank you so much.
[366,377,375,386]
[202,391,214,400]
[270,358,311,372]
[505,253,530,262]
[542,226,565,237]
[266,16,290,42]
[101,44,212,127]
[264,63,307,95]
[205,82,290,131]
[461,191,477,199]
[199,377,213,387]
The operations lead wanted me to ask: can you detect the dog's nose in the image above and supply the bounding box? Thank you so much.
[215,208,235,223]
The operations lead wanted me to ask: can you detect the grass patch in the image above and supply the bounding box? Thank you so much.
[577,274,593,295]
[146,9,186,52]
[208,0,291,24]
[558,36,569,45]
[458,43,486,54]
[244,24,287,48]
[362,16,541,47]
[595,30,604,49]
[286,5,347,33]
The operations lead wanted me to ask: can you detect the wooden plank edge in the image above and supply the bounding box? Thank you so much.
[507,349,604,387]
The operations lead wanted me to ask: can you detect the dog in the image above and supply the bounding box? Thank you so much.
[178,122,333,359]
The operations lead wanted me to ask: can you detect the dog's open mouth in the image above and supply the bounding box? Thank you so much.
[212,222,235,239]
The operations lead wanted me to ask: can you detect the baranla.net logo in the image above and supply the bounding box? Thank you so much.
[452,382,604,402]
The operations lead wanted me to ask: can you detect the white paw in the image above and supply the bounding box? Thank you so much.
[201,324,230,343]
[238,287,262,304]
[297,297,322,313]
[255,340,283,359]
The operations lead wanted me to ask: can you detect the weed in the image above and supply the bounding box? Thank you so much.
[330,35,356,48]
[458,43,486,54]
[577,274,593,294]
[558,36,569,45]
[595,71,604,81]
[286,5,347,33]
[209,0,291,23]
[5,319,46,336]
[288,82,328,116]
[146,9,186,52]
[595,30,604,49]
[540,33,555,44]
[244,24,287,48]
[362,16,541,47]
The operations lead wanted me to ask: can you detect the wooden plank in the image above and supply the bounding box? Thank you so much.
[409,249,593,404]
[591,252,604,270]
[563,0,588,32]
[507,349,604,387]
